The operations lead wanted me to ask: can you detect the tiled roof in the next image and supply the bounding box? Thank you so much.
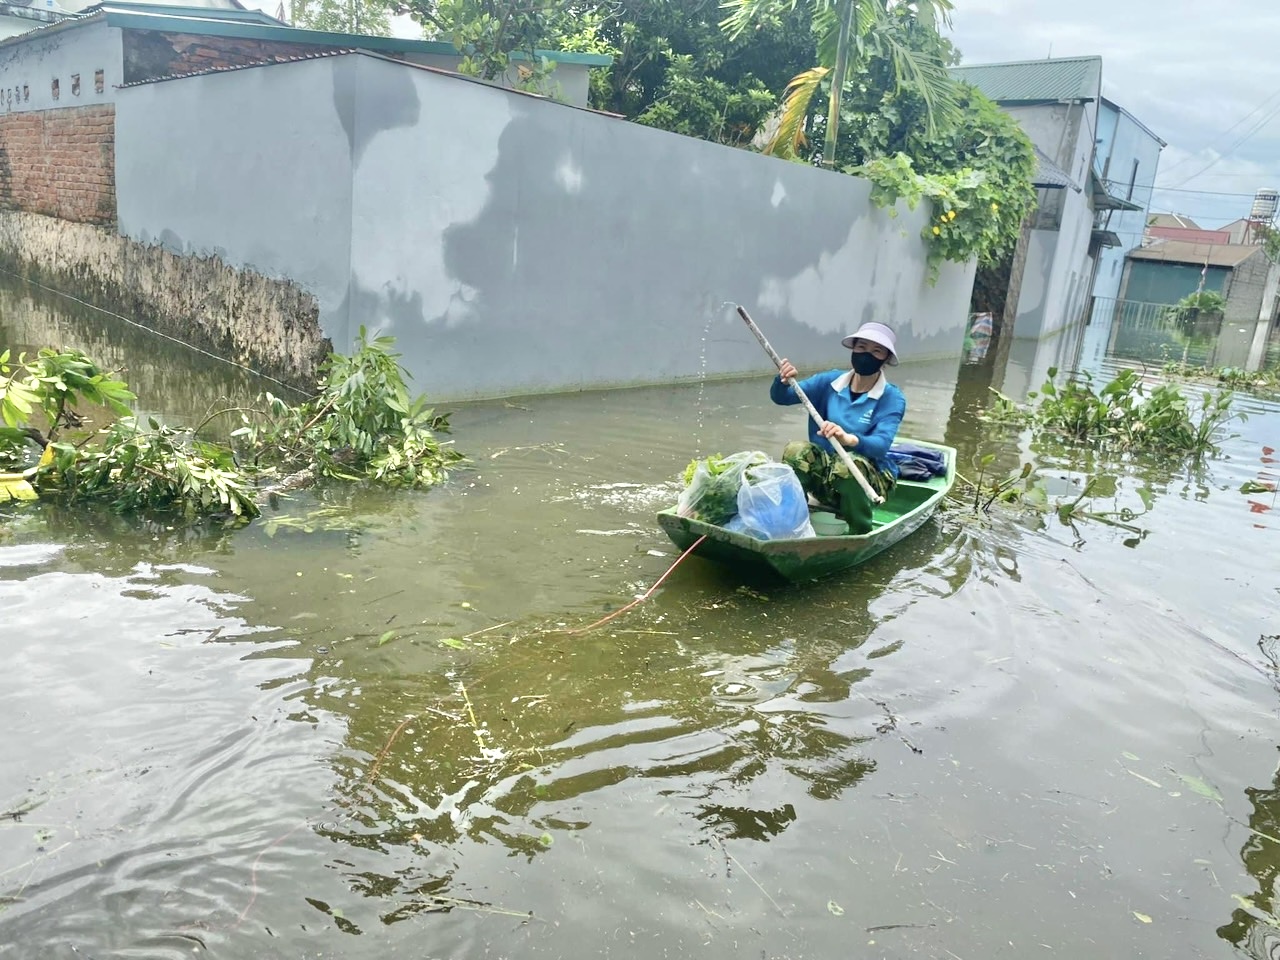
[1147,213,1201,229]
[950,56,1102,103]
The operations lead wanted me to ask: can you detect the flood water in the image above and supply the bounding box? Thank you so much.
[3,275,1280,960]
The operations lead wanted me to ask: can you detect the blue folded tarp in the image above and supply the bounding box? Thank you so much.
[888,444,948,481]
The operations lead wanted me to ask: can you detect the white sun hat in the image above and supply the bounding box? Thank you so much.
[840,322,899,366]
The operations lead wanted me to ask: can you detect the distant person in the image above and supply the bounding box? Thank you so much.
[771,322,906,534]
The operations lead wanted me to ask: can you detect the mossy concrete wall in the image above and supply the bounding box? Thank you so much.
[0,210,328,388]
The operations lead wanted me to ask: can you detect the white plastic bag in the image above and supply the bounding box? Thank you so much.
[729,461,816,540]
[677,451,769,526]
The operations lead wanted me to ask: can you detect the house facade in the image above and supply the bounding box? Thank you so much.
[1089,97,1167,305]
[1116,240,1280,369]
[951,56,1163,345]
[0,2,610,113]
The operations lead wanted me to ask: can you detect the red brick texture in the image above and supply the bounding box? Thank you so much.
[123,30,345,84]
[0,104,115,225]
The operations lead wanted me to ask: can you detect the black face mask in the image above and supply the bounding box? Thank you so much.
[850,351,886,376]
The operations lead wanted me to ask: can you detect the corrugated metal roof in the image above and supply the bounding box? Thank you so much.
[1128,240,1264,268]
[950,56,1102,103]
[1032,145,1079,191]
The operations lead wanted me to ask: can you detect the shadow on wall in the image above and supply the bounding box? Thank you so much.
[350,94,881,399]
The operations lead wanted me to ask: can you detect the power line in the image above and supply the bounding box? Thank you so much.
[1156,82,1280,177]
[1167,99,1280,188]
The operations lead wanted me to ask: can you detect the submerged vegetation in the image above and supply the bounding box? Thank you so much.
[986,366,1243,460]
[0,330,462,522]
[1162,359,1280,395]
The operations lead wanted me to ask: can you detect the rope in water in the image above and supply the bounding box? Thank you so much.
[564,534,707,635]
[0,265,313,397]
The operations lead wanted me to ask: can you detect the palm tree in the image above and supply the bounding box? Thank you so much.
[722,0,959,166]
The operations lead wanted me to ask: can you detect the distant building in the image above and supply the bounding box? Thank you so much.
[1089,96,1167,307]
[1147,213,1200,230]
[0,1,610,110]
[1120,239,1279,369]
[951,56,1163,344]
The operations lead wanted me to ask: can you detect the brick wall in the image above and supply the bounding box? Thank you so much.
[0,104,115,225]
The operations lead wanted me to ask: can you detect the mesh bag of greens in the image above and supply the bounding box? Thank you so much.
[676,451,769,526]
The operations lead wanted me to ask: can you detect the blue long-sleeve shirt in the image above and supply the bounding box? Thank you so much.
[770,369,906,476]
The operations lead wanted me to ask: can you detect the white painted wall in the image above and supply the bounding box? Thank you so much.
[0,17,120,113]
[117,52,976,402]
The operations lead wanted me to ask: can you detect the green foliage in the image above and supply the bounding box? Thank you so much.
[1161,359,1280,394]
[569,0,813,145]
[235,327,464,489]
[47,418,259,519]
[679,451,767,525]
[991,366,1244,460]
[635,53,777,145]
[393,0,564,87]
[290,0,390,35]
[856,137,1036,278]
[1,333,464,524]
[723,0,959,164]
[1162,289,1227,336]
[1,348,135,440]
[1258,224,1280,264]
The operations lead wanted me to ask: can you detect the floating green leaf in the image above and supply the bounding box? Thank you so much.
[377,630,399,646]
[438,637,467,650]
[827,900,845,916]
[1132,911,1152,924]
[1177,772,1223,803]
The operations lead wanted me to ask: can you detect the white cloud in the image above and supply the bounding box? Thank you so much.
[948,0,1280,229]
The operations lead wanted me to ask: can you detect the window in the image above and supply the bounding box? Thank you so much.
[94,70,104,94]
[51,78,59,100]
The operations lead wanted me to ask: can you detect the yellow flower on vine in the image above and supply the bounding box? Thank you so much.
[947,210,957,221]
[991,202,1000,213]
[932,226,941,236]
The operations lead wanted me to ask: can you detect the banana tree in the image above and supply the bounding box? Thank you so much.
[722,0,958,165]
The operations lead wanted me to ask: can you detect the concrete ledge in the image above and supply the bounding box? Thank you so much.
[0,210,328,388]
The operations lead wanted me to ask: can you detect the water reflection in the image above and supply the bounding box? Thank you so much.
[5,272,1280,958]
[0,275,303,428]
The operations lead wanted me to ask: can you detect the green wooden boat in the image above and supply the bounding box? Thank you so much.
[657,439,956,583]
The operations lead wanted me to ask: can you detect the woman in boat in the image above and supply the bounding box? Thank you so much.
[771,322,906,535]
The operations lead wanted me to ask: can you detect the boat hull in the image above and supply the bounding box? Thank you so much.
[658,440,956,583]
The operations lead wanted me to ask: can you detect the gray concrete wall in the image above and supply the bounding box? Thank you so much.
[117,51,975,402]
[0,18,121,112]
[116,53,355,339]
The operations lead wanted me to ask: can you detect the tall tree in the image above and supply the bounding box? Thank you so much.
[721,0,958,166]
[291,0,391,35]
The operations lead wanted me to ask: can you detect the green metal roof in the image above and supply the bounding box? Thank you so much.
[949,56,1102,103]
[99,8,614,65]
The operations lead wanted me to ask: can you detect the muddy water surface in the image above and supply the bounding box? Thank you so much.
[3,277,1280,959]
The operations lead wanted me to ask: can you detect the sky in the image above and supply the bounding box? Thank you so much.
[946,0,1280,229]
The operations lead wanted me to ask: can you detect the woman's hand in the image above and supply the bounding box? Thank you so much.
[778,359,798,381]
[818,420,858,447]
